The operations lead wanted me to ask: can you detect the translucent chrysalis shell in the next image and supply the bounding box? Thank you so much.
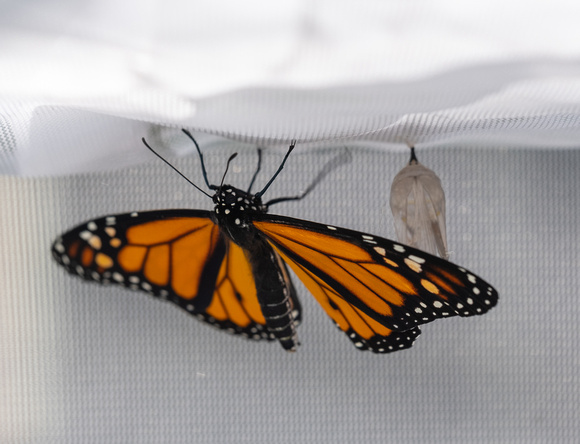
[389,147,449,259]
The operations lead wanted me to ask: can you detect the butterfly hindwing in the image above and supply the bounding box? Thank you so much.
[202,239,301,341]
[252,214,498,349]
[52,210,301,341]
[285,251,421,353]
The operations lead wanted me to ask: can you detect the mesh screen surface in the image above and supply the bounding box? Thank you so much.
[2,144,579,442]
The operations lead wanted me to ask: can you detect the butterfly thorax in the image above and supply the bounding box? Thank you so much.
[212,185,267,246]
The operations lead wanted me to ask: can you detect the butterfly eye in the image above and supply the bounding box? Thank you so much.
[389,147,448,259]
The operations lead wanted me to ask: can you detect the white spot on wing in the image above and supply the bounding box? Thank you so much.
[88,235,102,250]
[373,246,386,256]
[408,255,425,264]
[404,257,422,273]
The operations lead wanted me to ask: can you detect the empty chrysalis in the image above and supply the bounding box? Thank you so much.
[389,146,449,259]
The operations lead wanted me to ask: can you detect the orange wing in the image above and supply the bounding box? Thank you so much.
[287,253,420,352]
[253,214,498,353]
[52,210,298,340]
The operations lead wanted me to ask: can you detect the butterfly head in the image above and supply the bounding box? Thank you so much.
[213,185,265,228]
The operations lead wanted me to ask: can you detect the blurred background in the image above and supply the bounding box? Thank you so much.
[1,1,579,442]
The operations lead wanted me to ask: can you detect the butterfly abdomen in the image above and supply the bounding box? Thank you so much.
[244,241,300,352]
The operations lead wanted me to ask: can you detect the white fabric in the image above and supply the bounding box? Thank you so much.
[1,2,580,443]
[1,0,580,175]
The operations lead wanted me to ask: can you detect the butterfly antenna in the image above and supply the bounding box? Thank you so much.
[247,148,262,193]
[219,152,239,191]
[265,147,351,207]
[182,129,217,190]
[255,140,296,199]
[142,137,212,198]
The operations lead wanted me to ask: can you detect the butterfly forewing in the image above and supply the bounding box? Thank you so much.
[52,210,300,341]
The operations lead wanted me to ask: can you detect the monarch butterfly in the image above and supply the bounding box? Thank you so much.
[52,130,498,353]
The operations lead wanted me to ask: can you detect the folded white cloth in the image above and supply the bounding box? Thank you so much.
[1,0,579,176]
